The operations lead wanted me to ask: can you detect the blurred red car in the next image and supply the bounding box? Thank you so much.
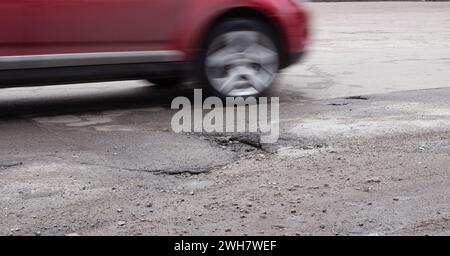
[0,0,309,97]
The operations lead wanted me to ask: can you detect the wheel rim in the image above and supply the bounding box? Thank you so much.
[205,30,279,97]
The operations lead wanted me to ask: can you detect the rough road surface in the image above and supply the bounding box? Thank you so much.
[1,2,450,236]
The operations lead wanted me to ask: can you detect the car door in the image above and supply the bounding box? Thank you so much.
[0,0,185,57]
[0,0,43,56]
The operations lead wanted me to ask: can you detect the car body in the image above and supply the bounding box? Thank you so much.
[0,0,309,96]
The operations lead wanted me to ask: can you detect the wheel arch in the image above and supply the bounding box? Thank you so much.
[194,6,290,68]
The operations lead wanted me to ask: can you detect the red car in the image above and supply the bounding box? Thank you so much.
[0,0,309,97]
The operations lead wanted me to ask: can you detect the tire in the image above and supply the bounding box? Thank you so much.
[199,19,282,98]
[148,77,182,87]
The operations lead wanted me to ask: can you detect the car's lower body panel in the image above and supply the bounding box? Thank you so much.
[0,62,188,88]
[0,50,184,70]
[0,50,188,88]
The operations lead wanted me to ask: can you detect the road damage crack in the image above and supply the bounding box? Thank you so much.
[76,160,225,175]
[345,96,369,100]
[0,161,23,169]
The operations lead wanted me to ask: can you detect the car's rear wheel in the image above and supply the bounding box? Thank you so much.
[200,19,281,97]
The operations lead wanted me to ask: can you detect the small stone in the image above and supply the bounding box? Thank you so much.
[366,177,381,184]
[187,217,192,221]
[117,221,126,226]
[146,203,153,208]
[319,224,326,229]
[117,209,123,213]
[65,233,80,236]
[189,191,195,195]
[393,198,400,201]
[225,228,232,232]
[240,209,250,214]
[35,231,41,236]
[291,210,297,214]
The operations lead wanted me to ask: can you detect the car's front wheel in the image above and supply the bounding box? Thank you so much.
[199,19,281,97]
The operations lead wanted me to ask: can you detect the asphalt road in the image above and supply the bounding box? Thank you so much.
[1,2,450,236]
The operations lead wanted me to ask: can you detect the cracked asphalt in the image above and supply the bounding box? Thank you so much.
[1,2,450,236]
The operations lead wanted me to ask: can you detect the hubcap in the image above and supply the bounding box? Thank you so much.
[205,31,279,97]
